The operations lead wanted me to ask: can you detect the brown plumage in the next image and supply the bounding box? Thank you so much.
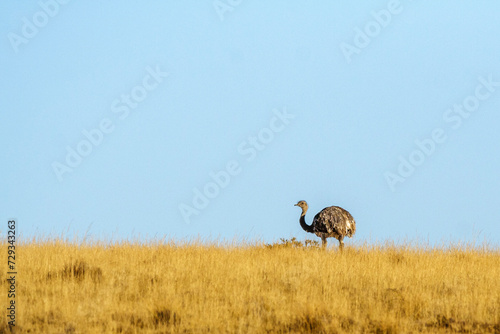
[294,200,356,249]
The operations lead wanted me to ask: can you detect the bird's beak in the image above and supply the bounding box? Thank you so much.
[294,204,298,206]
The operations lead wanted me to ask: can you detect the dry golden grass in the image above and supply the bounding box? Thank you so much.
[1,238,499,333]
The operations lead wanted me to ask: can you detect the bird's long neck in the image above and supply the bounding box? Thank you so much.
[299,208,314,233]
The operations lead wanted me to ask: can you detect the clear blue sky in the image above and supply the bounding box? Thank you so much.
[2,1,499,246]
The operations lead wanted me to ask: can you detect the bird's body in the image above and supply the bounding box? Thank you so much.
[294,200,356,249]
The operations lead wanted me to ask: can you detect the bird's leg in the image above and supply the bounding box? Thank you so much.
[321,235,327,248]
[338,238,344,252]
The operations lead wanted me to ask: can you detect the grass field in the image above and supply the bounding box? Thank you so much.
[1,238,499,333]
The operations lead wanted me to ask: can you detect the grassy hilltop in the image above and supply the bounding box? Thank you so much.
[1,239,499,333]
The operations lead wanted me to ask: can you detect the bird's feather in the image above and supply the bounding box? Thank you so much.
[312,206,356,239]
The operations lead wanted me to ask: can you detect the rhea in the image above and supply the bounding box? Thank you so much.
[294,200,356,250]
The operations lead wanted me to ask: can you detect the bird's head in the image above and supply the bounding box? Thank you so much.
[294,200,308,210]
